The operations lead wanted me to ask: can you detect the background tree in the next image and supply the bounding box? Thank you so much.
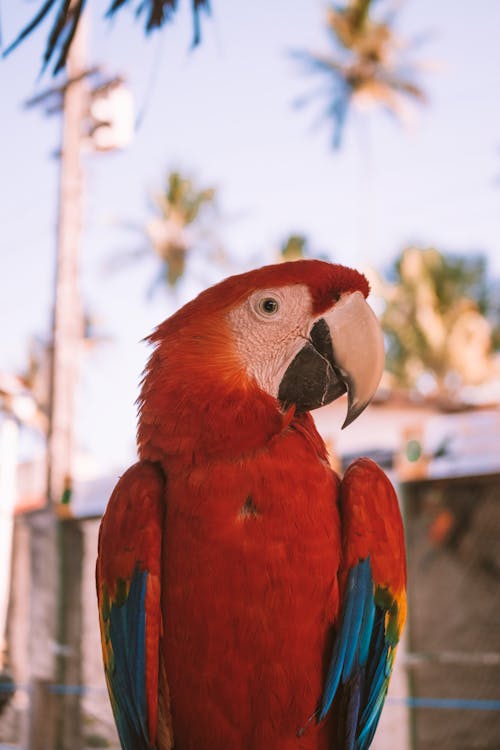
[4,0,211,75]
[147,170,217,287]
[111,169,219,292]
[376,246,500,399]
[278,233,331,263]
[279,234,308,261]
[293,0,427,147]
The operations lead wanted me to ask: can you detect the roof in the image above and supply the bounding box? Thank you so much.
[15,457,120,520]
[409,409,500,482]
[314,399,500,483]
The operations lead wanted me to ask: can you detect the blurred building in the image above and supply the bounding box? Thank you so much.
[1,455,119,748]
[399,411,500,750]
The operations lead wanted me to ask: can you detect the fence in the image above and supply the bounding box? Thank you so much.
[402,472,500,749]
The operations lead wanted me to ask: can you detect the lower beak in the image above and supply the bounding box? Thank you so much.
[277,291,385,428]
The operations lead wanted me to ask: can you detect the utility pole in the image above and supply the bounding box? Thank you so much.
[28,10,87,750]
[47,0,87,514]
[48,11,87,747]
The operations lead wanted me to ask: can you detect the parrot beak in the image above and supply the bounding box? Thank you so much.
[322,291,385,428]
[277,291,385,427]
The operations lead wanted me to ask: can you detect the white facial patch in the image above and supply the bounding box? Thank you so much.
[226,284,313,398]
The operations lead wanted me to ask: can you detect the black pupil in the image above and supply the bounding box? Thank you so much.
[262,298,278,313]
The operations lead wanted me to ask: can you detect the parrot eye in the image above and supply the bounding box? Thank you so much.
[258,297,280,316]
[249,290,284,321]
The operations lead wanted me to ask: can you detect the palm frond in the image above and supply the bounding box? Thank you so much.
[280,234,308,261]
[291,49,346,76]
[131,0,178,31]
[292,0,427,148]
[103,245,151,275]
[4,0,210,76]
[51,0,85,75]
[2,0,57,58]
[385,74,427,102]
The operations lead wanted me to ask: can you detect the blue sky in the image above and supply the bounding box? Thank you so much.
[1,0,500,472]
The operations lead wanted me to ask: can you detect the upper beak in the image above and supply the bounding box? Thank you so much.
[277,290,384,427]
[320,291,385,428]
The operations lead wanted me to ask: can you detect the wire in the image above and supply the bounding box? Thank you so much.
[1,682,499,711]
[134,28,167,132]
[388,696,500,712]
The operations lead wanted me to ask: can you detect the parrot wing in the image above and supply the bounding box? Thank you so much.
[320,458,407,750]
[96,461,172,750]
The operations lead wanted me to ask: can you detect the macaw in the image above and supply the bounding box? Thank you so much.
[96,259,406,750]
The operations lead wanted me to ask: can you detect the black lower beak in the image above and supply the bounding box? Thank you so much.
[277,319,347,413]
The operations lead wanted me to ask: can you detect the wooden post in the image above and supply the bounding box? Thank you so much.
[28,680,57,750]
[46,0,86,514]
[55,518,84,750]
[50,14,87,749]
[28,9,87,750]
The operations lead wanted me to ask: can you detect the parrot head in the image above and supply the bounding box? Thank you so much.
[138,259,384,461]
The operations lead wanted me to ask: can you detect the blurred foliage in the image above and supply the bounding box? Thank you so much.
[377,247,500,396]
[146,170,217,287]
[278,233,330,263]
[280,234,308,261]
[4,0,211,76]
[16,313,108,433]
[108,170,219,292]
[18,337,51,421]
[293,0,427,147]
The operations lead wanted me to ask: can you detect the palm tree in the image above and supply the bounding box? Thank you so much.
[279,234,308,261]
[375,246,499,400]
[5,0,211,75]
[278,233,331,263]
[147,171,218,287]
[293,0,427,147]
[111,170,219,291]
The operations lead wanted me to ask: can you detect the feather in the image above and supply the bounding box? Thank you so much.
[108,567,149,746]
[319,458,406,748]
[96,460,167,750]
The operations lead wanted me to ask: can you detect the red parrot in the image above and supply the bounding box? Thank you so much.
[96,259,406,750]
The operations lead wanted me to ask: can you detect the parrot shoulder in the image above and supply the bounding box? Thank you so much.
[96,461,173,750]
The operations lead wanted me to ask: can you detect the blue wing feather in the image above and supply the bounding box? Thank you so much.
[358,584,376,666]
[319,557,401,749]
[320,564,360,717]
[341,561,369,680]
[320,558,374,721]
[106,566,154,750]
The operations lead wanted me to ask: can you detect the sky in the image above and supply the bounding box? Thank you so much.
[1,0,500,474]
